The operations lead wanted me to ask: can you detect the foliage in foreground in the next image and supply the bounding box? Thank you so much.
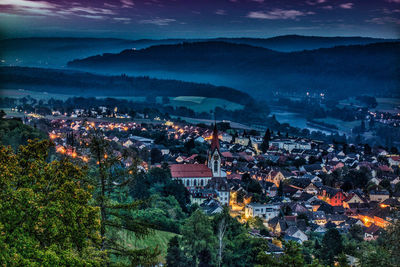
[0,140,103,266]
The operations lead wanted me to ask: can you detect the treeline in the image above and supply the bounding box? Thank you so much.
[68,41,400,98]
[0,66,253,105]
[0,117,47,150]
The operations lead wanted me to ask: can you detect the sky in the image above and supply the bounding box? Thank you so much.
[0,0,399,39]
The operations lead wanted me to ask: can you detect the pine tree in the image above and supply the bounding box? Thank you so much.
[260,129,271,153]
[89,129,159,266]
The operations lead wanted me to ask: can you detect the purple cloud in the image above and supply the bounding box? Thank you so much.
[340,3,353,9]
[367,16,400,24]
[215,9,227,15]
[121,0,134,8]
[247,9,314,20]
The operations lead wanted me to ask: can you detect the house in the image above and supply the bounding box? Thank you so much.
[123,139,133,148]
[343,192,367,209]
[190,188,218,205]
[369,190,390,203]
[221,133,233,143]
[235,136,250,146]
[364,224,382,241]
[245,203,280,221]
[312,211,327,225]
[388,156,400,167]
[285,226,308,243]
[206,177,230,206]
[267,170,290,186]
[200,199,223,215]
[318,186,346,206]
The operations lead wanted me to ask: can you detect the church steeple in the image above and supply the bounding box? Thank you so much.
[208,123,222,177]
[210,123,220,152]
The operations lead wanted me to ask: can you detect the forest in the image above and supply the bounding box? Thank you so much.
[0,66,252,105]
[68,41,400,98]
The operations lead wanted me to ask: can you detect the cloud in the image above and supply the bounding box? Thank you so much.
[0,0,58,16]
[339,3,353,9]
[121,0,134,8]
[251,0,265,3]
[139,18,176,25]
[306,0,327,5]
[366,16,400,24]
[68,7,115,15]
[78,15,105,19]
[215,9,227,15]
[322,5,333,9]
[386,0,400,3]
[247,9,314,20]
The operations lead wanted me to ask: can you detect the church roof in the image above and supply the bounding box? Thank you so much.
[170,164,212,178]
[210,123,220,152]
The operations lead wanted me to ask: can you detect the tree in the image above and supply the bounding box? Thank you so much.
[181,209,216,266]
[0,109,6,118]
[0,140,103,265]
[260,129,271,153]
[319,228,343,265]
[150,148,163,164]
[198,249,212,267]
[349,224,364,242]
[216,217,227,267]
[166,236,186,267]
[89,130,159,266]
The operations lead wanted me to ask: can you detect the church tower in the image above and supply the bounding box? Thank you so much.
[208,124,222,177]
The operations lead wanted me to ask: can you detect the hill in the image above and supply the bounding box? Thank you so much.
[0,66,253,105]
[215,35,398,52]
[1,35,396,67]
[68,41,400,98]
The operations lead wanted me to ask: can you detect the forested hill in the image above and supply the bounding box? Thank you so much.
[1,35,396,67]
[68,41,400,98]
[0,66,253,105]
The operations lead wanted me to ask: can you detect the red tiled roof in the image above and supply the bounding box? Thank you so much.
[170,164,212,178]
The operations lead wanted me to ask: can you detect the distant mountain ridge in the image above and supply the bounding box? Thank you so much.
[67,41,400,98]
[1,35,398,67]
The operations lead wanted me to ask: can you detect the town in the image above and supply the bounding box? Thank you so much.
[9,100,400,258]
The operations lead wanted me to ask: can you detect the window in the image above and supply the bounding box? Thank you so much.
[200,179,204,186]
[214,160,218,173]
[186,180,190,187]
[194,179,197,186]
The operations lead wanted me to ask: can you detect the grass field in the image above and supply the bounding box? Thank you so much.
[113,229,177,264]
[169,96,243,112]
[1,89,244,113]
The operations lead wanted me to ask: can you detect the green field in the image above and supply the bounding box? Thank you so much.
[169,96,243,112]
[113,229,177,264]
[1,89,244,113]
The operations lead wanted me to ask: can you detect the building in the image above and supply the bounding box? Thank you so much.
[171,124,227,205]
[170,164,213,188]
[207,124,222,177]
[244,203,280,221]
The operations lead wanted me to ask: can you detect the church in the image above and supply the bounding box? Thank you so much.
[170,124,229,205]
